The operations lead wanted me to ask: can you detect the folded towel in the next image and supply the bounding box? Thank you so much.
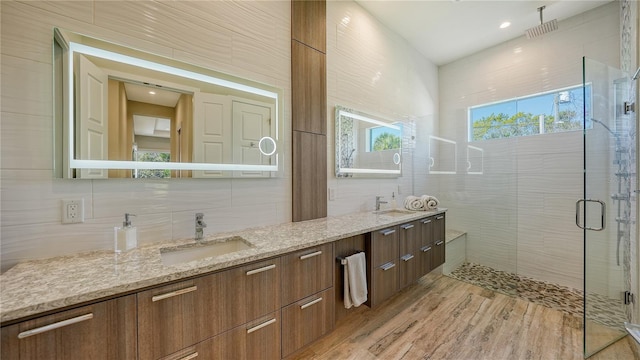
[344,252,367,308]
[404,196,425,211]
[422,195,439,209]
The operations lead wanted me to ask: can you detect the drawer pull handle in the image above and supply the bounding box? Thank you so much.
[179,353,199,360]
[152,286,198,302]
[436,216,444,220]
[247,318,277,334]
[300,251,322,260]
[18,313,94,339]
[300,297,323,310]
[421,219,432,224]
[436,241,444,246]
[401,254,414,262]
[401,224,414,230]
[421,246,432,252]
[381,229,396,236]
[380,262,396,271]
[246,264,276,275]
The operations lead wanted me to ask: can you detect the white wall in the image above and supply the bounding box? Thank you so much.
[438,2,620,290]
[0,1,292,271]
[326,1,439,216]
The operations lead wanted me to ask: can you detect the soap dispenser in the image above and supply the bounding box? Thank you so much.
[114,213,137,253]
[391,192,397,209]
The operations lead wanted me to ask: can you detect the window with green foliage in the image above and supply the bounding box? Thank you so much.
[135,151,171,179]
[367,125,401,152]
[469,84,591,141]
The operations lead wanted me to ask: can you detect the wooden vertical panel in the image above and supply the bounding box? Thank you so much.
[291,41,326,134]
[292,0,326,53]
[292,131,327,221]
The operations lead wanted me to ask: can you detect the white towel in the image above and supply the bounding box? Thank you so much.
[422,195,440,209]
[344,252,367,308]
[404,196,425,211]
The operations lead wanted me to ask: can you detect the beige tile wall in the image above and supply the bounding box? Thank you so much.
[0,1,292,271]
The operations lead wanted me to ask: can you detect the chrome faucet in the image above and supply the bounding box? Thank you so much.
[375,196,387,211]
[195,213,207,240]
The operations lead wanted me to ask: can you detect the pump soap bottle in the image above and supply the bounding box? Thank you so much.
[114,213,137,253]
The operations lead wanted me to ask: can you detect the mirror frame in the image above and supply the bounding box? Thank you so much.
[54,28,283,178]
[335,105,402,178]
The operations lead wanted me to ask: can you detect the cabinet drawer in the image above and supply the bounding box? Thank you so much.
[281,243,333,305]
[162,312,281,360]
[371,227,399,266]
[399,252,421,289]
[1,295,137,360]
[432,239,445,269]
[418,243,433,276]
[281,287,335,357]
[418,217,434,248]
[370,260,398,307]
[399,221,420,256]
[138,258,280,360]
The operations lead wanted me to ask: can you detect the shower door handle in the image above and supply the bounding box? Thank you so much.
[575,199,606,231]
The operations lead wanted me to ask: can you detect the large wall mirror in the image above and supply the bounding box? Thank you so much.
[335,105,402,178]
[54,28,283,179]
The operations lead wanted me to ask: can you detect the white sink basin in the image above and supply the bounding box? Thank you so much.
[161,236,253,266]
[373,209,415,217]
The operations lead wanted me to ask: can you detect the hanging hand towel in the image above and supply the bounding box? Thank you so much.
[345,252,368,308]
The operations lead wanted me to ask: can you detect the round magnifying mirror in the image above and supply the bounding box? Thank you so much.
[258,136,277,156]
[393,152,401,165]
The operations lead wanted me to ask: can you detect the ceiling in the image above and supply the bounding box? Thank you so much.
[355,0,613,66]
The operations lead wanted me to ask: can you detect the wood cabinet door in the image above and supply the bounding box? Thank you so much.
[371,227,399,266]
[1,295,137,360]
[138,258,280,360]
[416,217,434,276]
[282,287,335,358]
[398,221,421,287]
[164,312,281,360]
[432,214,446,268]
[281,243,333,306]
[370,261,398,307]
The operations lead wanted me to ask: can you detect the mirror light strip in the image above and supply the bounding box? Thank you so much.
[71,159,278,171]
[337,168,401,174]
[338,110,401,130]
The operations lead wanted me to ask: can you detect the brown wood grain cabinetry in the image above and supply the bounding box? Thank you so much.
[368,227,399,307]
[1,295,137,360]
[432,214,446,269]
[291,0,326,53]
[398,221,421,289]
[281,243,333,306]
[418,217,434,275]
[161,312,281,360]
[281,287,335,358]
[291,40,327,135]
[292,131,327,222]
[137,258,280,360]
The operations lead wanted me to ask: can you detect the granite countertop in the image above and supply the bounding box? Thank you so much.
[0,208,445,324]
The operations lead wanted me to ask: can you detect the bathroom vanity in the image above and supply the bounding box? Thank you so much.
[0,209,445,359]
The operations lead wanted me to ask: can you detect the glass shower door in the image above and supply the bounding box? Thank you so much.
[582,57,637,357]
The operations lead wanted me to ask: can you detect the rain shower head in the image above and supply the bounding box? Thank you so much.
[525,6,558,39]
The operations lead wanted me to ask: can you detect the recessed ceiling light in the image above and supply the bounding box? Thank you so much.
[149,91,156,95]
[500,22,511,29]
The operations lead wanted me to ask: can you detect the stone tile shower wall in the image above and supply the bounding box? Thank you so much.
[0,1,292,271]
[437,2,621,291]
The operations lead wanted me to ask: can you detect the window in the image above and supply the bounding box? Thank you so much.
[366,124,402,152]
[134,150,171,179]
[469,84,591,141]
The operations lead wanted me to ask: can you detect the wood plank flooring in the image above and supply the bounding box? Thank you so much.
[287,273,640,360]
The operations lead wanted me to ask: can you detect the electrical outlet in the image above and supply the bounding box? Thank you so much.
[328,188,336,201]
[62,199,84,224]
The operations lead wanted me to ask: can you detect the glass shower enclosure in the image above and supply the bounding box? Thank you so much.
[581,57,637,357]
